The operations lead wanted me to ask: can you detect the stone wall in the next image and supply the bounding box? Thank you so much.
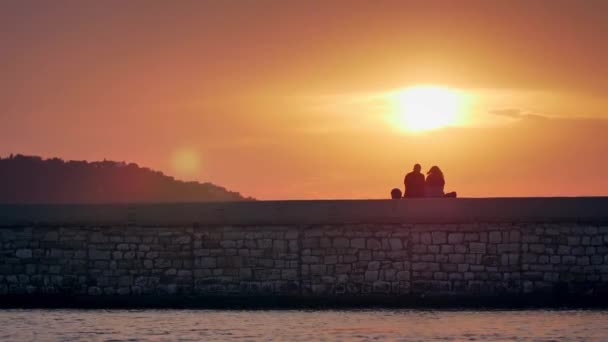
[2,220,608,303]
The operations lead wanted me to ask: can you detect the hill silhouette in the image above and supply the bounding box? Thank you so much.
[0,154,251,203]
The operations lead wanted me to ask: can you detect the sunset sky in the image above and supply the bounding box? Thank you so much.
[1,1,607,199]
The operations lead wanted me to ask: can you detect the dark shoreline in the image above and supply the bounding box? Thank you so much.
[3,294,608,310]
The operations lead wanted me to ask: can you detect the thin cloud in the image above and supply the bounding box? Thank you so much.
[489,108,548,121]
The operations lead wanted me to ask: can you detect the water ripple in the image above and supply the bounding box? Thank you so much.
[0,309,607,341]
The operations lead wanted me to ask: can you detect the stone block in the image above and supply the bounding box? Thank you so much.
[449,273,463,281]
[281,269,297,280]
[396,271,410,280]
[49,265,62,274]
[469,242,486,254]
[441,263,458,272]
[88,287,102,296]
[366,239,381,250]
[25,264,36,275]
[412,245,427,253]
[471,265,486,272]
[584,226,598,235]
[412,262,439,272]
[320,237,331,248]
[434,272,447,280]
[454,244,467,253]
[440,245,454,254]
[258,239,273,249]
[572,247,585,256]
[489,231,502,244]
[89,250,110,260]
[342,255,358,263]
[364,270,379,282]
[123,251,136,260]
[431,232,447,244]
[220,240,236,248]
[310,264,326,276]
[197,257,216,268]
[537,255,549,264]
[567,236,581,246]
[173,235,192,245]
[389,238,403,250]
[383,269,396,281]
[90,234,108,243]
[448,254,465,264]
[428,245,440,253]
[273,240,287,252]
[448,233,464,244]
[529,244,545,253]
[420,232,432,244]
[359,250,372,261]
[288,240,298,253]
[304,230,323,238]
[464,233,479,242]
[302,256,320,264]
[324,255,338,264]
[373,281,391,293]
[285,231,299,239]
[367,261,380,271]
[43,232,59,242]
[509,231,521,242]
[117,287,131,295]
[117,244,130,251]
[351,238,365,249]
[435,254,448,263]
[497,243,519,253]
[392,262,405,270]
[481,255,498,266]
[508,254,519,265]
[333,237,349,248]
[15,249,32,259]
[145,251,159,259]
[577,256,590,266]
[335,264,351,274]
[557,245,571,255]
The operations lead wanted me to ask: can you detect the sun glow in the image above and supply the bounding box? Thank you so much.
[390,86,466,132]
[171,147,202,179]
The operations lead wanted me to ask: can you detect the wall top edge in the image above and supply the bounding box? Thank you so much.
[0,198,607,226]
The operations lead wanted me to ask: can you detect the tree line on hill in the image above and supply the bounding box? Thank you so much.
[0,154,252,203]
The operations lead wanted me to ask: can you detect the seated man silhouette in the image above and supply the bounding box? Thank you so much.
[403,163,425,198]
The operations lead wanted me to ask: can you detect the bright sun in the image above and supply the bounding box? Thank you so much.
[391,85,464,132]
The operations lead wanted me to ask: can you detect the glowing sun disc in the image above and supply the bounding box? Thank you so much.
[391,86,463,132]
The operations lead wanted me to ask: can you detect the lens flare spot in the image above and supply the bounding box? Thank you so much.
[171,148,202,179]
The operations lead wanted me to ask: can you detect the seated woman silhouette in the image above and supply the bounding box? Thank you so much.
[425,165,445,197]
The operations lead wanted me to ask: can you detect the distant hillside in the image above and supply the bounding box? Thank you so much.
[0,154,252,203]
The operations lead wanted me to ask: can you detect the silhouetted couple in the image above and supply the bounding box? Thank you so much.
[391,164,456,199]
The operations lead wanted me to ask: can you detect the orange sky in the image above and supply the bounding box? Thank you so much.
[1,1,607,199]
